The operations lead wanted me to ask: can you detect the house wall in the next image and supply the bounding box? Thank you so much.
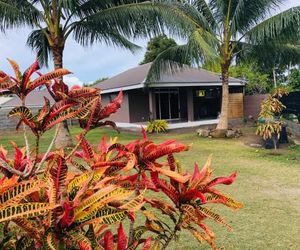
[101,92,130,123]
[0,107,27,130]
[128,89,150,123]
[244,94,268,119]
[0,107,77,130]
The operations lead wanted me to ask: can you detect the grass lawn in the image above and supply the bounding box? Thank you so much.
[0,126,300,249]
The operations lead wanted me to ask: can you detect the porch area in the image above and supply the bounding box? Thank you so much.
[115,119,219,131]
[149,87,222,122]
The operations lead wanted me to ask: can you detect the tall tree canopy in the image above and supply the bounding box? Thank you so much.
[147,0,300,132]
[140,35,177,64]
[0,0,183,147]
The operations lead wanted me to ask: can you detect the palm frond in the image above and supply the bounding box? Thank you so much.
[246,6,300,43]
[231,0,284,35]
[72,21,140,52]
[27,28,51,67]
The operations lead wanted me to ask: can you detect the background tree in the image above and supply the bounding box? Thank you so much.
[140,35,177,64]
[84,77,109,87]
[288,68,300,91]
[0,0,170,147]
[237,36,300,88]
[147,0,300,133]
[205,62,272,95]
[229,64,271,95]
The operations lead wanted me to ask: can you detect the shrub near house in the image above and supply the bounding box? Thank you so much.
[0,61,242,250]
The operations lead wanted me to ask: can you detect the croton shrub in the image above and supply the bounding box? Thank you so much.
[256,88,288,149]
[0,60,242,250]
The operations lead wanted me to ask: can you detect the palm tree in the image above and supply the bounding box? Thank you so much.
[148,0,300,133]
[0,0,173,147]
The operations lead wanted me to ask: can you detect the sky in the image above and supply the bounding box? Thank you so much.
[0,0,300,86]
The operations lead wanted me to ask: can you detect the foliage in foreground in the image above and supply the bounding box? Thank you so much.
[0,60,242,249]
[146,119,168,133]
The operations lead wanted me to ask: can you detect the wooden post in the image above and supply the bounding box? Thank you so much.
[187,88,194,122]
[148,89,156,120]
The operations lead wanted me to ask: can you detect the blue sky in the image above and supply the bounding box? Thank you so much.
[0,0,299,86]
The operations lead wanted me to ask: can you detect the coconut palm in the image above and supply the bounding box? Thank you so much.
[0,0,180,147]
[147,0,300,132]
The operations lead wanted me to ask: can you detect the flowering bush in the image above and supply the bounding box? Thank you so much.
[0,60,242,249]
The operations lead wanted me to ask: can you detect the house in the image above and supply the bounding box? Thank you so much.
[96,63,245,126]
[0,63,245,130]
[0,90,55,130]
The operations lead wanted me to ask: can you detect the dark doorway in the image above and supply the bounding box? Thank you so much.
[155,88,180,120]
[193,87,221,120]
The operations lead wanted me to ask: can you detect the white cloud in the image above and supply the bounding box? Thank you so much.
[63,75,83,87]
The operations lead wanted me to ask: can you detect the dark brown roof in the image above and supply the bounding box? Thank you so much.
[0,89,54,108]
[95,63,244,92]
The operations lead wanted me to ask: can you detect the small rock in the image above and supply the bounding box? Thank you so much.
[210,129,227,138]
[236,129,242,135]
[197,129,211,137]
[226,129,236,138]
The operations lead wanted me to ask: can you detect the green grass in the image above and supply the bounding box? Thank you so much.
[0,127,300,249]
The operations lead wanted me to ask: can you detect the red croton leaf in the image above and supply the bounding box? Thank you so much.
[206,172,237,188]
[59,200,75,228]
[156,168,190,184]
[117,223,127,250]
[21,60,40,93]
[180,189,206,204]
[151,172,179,206]
[103,231,114,250]
[10,141,26,171]
[141,237,152,250]
[190,155,213,189]
[98,91,123,119]
[0,145,9,163]
[141,127,147,140]
[144,143,189,161]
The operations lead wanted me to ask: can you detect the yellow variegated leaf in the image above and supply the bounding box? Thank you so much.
[188,227,217,250]
[0,75,17,90]
[46,232,58,250]
[150,239,161,250]
[0,180,46,207]
[13,218,42,241]
[76,207,127,225]
[119,189,145,212]
[74,185,116,215]
[181,204,198,228]
[0,203,59,223]
[75,187,133,219]
[68,231,92,250]
[105,137,118,161]
[135,226,148,240]
[206,193,243,210]
[122,153,137,171]
[8,106,34,121]
[67,168,107,193]
[197,206,232,230]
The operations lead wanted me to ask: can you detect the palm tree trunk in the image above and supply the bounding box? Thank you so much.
[52,46,73,148]
[216,63,230,131]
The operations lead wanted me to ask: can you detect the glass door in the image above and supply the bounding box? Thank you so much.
[155,88,180,120]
